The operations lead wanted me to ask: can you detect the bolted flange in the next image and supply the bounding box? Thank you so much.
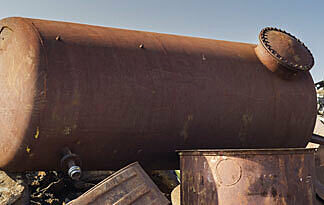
[258,27,314,72]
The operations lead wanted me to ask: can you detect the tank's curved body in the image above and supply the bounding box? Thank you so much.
[0,17,317,171]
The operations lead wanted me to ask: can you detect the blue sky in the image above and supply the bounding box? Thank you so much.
[1,0,323,82]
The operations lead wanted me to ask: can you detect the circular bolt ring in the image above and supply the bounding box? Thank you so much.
[259,27,314,72]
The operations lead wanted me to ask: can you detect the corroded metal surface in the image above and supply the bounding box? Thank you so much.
[67,162,169,205]
[315,156,324,203]
[313,117,324,200]
[255,27,315,79]
[180,149,316,205]
[0,17,317,171]
[258,27,314,72]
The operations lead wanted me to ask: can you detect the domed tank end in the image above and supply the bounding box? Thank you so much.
[255,27,314,79]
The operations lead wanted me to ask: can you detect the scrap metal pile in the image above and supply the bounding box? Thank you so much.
[317,81,324,116]
[0,17,323,204]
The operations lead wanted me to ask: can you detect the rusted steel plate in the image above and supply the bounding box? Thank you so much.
[0,17,317,171]
[180,149,316,205]
[67,162,169,205]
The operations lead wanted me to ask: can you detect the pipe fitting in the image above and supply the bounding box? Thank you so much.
[61,147,82,180]
[68,165,82,180]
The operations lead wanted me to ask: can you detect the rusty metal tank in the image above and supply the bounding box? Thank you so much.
[179,149,316,205]
[0,17,317,171]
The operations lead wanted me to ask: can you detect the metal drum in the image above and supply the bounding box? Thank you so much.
[0,17,317,171]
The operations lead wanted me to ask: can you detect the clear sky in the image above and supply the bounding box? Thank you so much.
[1,0,323,82]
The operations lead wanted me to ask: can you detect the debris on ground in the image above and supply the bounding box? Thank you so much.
[147,170,179,200]
[67,162,169,205]
[1,167,178,204]
[0,171,28,205]
[316,81,324,115]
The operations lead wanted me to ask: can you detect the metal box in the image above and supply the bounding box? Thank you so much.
[180,149,316,205]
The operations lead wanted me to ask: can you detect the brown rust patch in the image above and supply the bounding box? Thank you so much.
[238,113,253,145]
[180,114,194,141]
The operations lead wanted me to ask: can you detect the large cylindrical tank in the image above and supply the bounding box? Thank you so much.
[0,17,317,171]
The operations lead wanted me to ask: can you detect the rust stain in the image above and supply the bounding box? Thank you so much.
[238,113,253,145]
[43,74,47,98]
[63,127,72,135]
[180,114,194,141]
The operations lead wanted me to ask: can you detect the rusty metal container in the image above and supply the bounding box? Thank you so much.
[67,162,169,205]
[314,119,324,200]
[0,17,317,171]
[180,149,316,205]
